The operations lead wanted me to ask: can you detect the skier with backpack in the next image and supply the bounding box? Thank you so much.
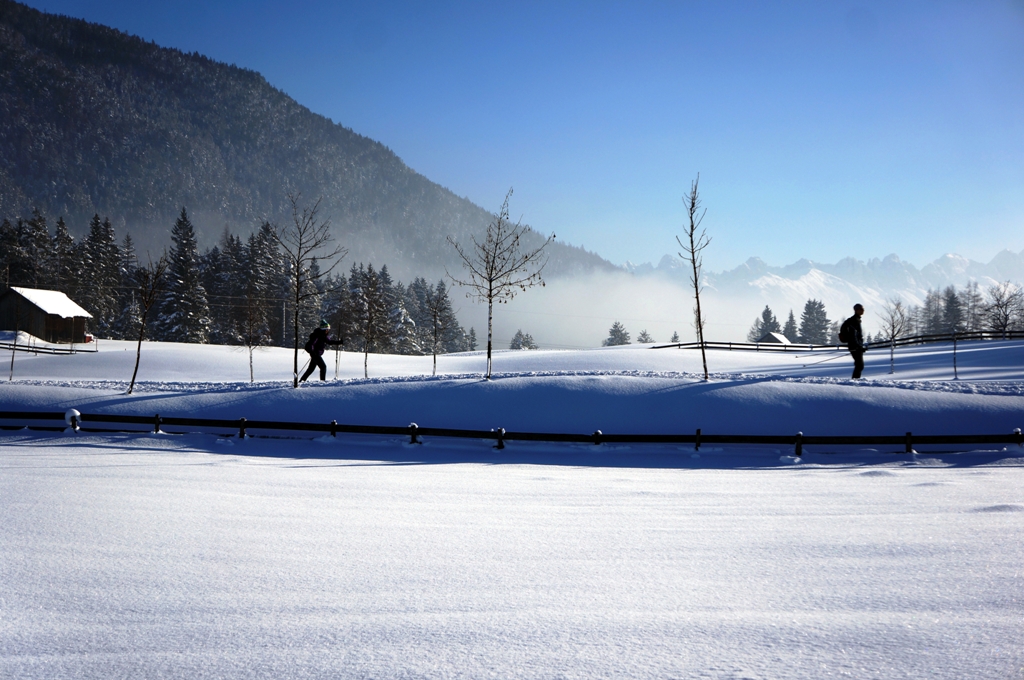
[839,303,866,379]
[300,319,344,382]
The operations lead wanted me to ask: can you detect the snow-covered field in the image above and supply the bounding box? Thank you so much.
[2,339,1023,678]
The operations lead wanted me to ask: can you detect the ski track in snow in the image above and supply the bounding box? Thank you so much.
[10,369,1024,397]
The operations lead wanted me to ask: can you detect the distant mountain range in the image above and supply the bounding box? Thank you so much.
[0,0,615,280]
[626,249,1024,320]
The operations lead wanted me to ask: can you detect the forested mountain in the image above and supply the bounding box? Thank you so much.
[0,0,614,280]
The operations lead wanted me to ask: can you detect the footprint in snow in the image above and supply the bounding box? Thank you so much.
[971,504,1024,513]
[859,469,897,477]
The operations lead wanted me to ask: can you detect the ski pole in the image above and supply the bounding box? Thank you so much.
[802,352,849,368]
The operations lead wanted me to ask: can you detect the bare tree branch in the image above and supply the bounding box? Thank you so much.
[446,188,553,379]
[272,194,347,387]
[676,174,711,381]
[128,255,168,395]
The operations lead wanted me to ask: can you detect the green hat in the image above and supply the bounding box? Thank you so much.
[320,319,330,329]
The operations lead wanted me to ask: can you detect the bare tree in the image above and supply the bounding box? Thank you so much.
[272,195,347,388]
[877,297,909,374]
[128,256,168,395]
[986,281,1022,339]
[676,174,711,381]
[447,188,553,379]
[240,285,270,383]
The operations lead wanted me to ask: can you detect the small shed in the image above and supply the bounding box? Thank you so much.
[0,287,93,344]
[756,331,791,344]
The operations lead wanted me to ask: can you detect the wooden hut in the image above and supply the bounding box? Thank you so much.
[756,331,791,344]
[0,287,93,344]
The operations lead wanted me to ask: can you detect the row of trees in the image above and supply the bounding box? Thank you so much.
[747,281,1024,347]
[746,300,833,344]
[0,206,478,374]
[602,322,678,347]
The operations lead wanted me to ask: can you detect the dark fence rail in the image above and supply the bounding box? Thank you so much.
[1,411,1020,458]
[0,340,98,355]
[654,330,1024,354]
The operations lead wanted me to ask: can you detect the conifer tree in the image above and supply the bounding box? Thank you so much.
[112,233,140,340]
[0,219,19,287]
[421,280,462,362]
[747,305,781,342]
[941,285,964,334]
[52,217,78,298]
[248,222,284,346]
[157,208,211,343]
[80,215,121,336]
[782,310,799,343]
[636,329,654,343]
[961,281,985,333]
[798,299,830,344]
[20,209,51,288]
[603,321,630,346]
[348,264,390,378]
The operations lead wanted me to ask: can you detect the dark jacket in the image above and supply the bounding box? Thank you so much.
[843,314,864,352]
[305,328,343,356]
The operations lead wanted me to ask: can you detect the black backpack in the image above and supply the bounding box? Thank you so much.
[304,333,315,353]
[838,318,853,344]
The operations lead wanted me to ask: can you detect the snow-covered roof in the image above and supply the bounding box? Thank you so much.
[757,331,791,344]
[8,287,92,318]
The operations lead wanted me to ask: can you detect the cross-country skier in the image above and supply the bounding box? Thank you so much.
[839,304,866,379]
[300,319,344,382]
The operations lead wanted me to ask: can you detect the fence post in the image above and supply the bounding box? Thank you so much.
[695,428,701,451]
[70,414,79,432]
[905,432,913,454]
[238,417,247,439]
[409,423,420,445]
[592,430,602,445]
[495,427,506,450]
[330,420,337,437]
[1015,428,1021,447]
[153,414,161,434]
[794,431,803,457]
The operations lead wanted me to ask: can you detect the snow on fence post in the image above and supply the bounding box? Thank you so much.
[1015,428,1022,447]
[592,430,602,445]
[330,420,337,437]
[409,423,420,445]
[495,428,506,450]
[794,432,803,457]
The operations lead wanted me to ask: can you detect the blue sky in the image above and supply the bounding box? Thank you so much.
[22,0,1024,272]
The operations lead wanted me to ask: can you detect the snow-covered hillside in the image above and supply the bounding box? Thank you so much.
[2,341,1022,679]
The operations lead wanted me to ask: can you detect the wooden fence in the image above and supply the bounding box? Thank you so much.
[654,329,1024,353]
[1,410,1020,458]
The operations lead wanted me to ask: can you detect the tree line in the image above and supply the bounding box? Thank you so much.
[747,282,1024,345]
[0,208,477,358]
